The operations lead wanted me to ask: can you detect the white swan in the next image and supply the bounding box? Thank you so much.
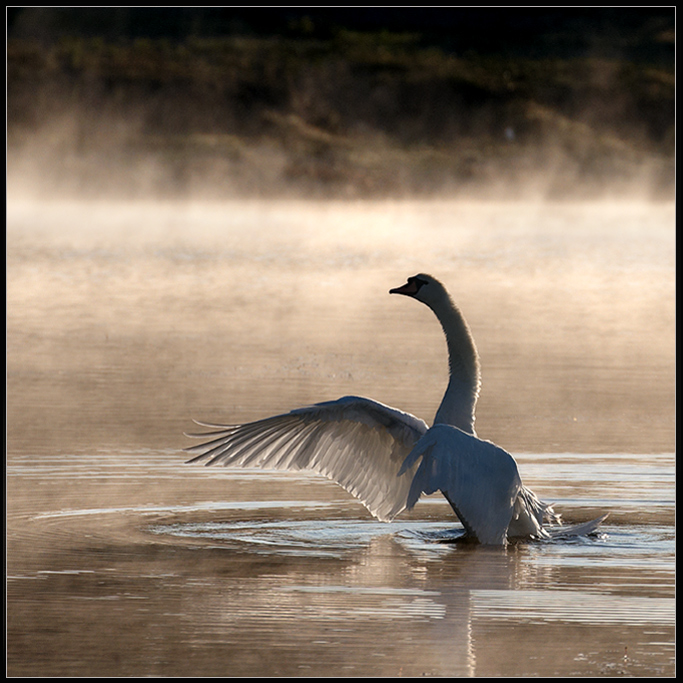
[186,274,603,545]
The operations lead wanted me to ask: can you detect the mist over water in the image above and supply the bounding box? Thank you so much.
[7,194,674,676]
[6,9,675,677]
[8,8,675,204]
[7,197,674,454]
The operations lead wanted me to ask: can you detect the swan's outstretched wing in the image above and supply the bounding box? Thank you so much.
[185,396,429,522]
[399,424,522,545]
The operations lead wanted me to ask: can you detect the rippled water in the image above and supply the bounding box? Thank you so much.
[7,199,675,676]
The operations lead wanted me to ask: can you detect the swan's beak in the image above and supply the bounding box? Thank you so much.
[390,279,419,296]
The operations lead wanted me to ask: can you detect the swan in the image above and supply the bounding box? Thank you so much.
[186,274,604,545]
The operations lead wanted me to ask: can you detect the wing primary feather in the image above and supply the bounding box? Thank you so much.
[190,418,238,429]
[184,427,236,439]
[185,417,297,464]
[258,420,324,470]
[184,426,239,452]
[214,420,301,467]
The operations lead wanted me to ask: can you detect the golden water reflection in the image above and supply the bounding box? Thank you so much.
[7,199,675,676]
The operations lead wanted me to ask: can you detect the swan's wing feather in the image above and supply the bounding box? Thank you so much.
[185,396,428,522]
[401,424,522,545]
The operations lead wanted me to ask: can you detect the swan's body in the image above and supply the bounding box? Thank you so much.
[186,274,603,545]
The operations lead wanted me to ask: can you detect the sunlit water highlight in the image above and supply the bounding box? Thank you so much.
[7,199,674,676]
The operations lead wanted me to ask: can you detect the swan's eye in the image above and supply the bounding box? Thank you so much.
[411,276,429,290]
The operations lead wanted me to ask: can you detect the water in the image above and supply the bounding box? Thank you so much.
[6,199,675,676]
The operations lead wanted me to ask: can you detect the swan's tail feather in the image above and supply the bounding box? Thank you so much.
[545,514,609,540]
[524,486,562,524]
[542,502,562,526]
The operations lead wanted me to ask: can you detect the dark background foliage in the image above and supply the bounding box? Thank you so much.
[7,7,675,198]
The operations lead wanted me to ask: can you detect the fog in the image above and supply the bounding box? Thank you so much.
[8,10,674,203]
[6,11,675,677]
[6,195,675,677]
[6,98,674,204]
[7,196,674,454]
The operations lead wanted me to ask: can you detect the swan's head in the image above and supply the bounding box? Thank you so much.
[390,273,450,309]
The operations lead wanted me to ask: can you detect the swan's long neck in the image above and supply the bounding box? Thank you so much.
[430,295,481,434]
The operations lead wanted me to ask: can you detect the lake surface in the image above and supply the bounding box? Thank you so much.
[7,199,675,676]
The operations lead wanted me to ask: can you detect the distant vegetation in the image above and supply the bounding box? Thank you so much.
[7,8,675,199]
